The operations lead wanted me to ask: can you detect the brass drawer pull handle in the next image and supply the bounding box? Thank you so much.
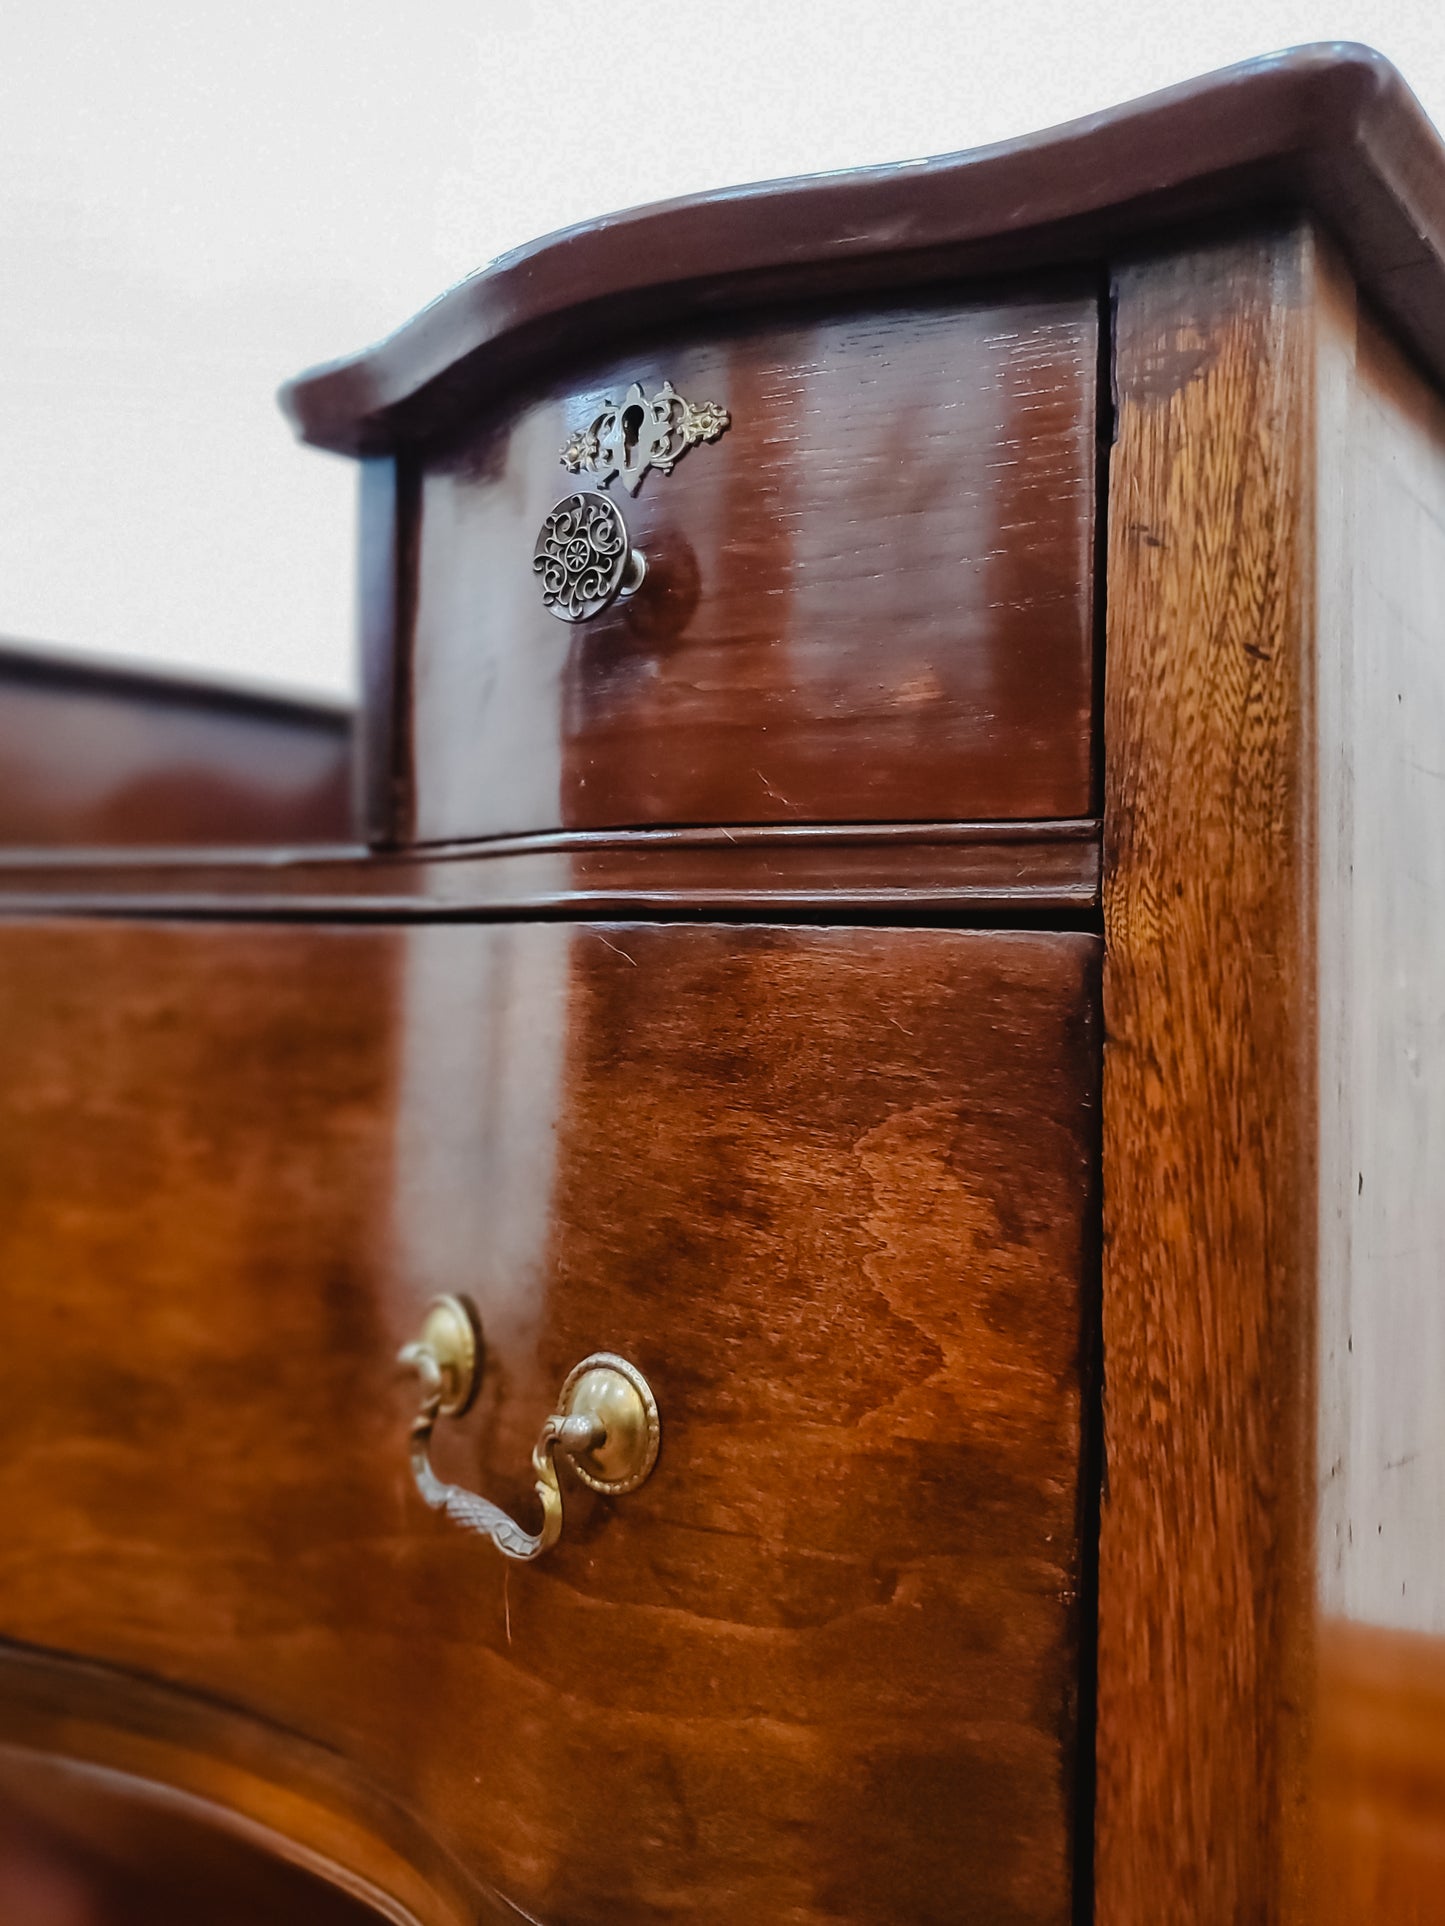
[532,490,646,624]
[397,1295,660,1562]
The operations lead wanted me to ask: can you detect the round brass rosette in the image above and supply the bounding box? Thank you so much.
[532,490,646,622]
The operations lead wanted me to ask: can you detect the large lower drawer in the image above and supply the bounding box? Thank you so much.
[0,919,1098,1925]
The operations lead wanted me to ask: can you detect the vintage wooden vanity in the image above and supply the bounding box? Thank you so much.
[2,44,1444,1925]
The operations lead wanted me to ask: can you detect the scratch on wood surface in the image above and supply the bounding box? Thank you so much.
[592,931,637,966]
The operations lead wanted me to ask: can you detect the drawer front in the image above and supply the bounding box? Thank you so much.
[0,919,1097,1925]
[409,291,1098,841]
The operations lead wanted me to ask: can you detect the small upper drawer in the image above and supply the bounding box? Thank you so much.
[407,289,1098,843]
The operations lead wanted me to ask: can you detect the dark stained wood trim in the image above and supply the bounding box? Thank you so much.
[356,459,403,846]
[0,819,1100,921]
[355,458,422,846]
[1097,227,1317,1922]
[280,46,1445,457]
[0,638,352,730]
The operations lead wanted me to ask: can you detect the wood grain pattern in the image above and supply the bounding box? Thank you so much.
[1098,227,1318,1924]
[0,818,1100,920]
[278,48,1445,463]
[0,643,353,847]
[1100,218,1445,1922]
[0,917,1099,1925]
[406,293,1097,842]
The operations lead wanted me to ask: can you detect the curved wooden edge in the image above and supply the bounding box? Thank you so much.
[278,44,1445,456]
[0,1641,516,1926]
[0,819,1100,919]
[0,638,353,728]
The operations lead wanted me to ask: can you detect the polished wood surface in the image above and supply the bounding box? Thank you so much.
[1098,227,1317,1923]
[1314,1619,1445,1924]
[281,48,1445,460]
[404,292,1097,843]
[0,819,1100,921]
[1099,219,1445,1923]
[0,1643,492,1926]
[357,458,415,848]
[0,644,353,847]
[0,1758,391,1926]
[0,918,1099,1925]
[15,45,1445,1921]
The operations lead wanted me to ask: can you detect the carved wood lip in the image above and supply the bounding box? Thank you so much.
[0,817,1101,919]
[279,44,1445,456]
[0,1639,507,1926]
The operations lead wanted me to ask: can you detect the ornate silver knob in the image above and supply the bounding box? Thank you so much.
[532,490,646,623]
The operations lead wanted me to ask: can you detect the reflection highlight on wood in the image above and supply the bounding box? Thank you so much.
[407,294,1097,843]
[0,643,352,848]
[0,919,1098,1924]
[0,1641,492,1926]
[1314,1619,1445,1925]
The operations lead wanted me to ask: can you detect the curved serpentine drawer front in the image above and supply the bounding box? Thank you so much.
[0,916,1097,1926]
[407,288,1099,841]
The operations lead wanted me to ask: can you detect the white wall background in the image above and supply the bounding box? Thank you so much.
[1,1,1442,700]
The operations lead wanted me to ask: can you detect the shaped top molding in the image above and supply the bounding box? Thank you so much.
[280,44,1445,456]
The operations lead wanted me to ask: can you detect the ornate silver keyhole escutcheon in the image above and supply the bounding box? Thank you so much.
[560,379,730,495]
[532,490,647,624]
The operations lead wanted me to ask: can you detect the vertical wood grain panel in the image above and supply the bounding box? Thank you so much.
[1097,227,1319,1924]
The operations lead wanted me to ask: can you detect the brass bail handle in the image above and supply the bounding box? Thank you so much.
[397,1296,660,1562]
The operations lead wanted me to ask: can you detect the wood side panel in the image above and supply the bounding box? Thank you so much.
[1098,228,1318,1923]
[0,918,1097,1926]
[1311,246,1445,1921]
[409,293,1096,841]
[0,651,353,848]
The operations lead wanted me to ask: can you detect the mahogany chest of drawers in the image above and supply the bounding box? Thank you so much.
[2,44,1445,1926]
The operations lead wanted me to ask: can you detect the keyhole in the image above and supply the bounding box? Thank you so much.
[621,403,644,464]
